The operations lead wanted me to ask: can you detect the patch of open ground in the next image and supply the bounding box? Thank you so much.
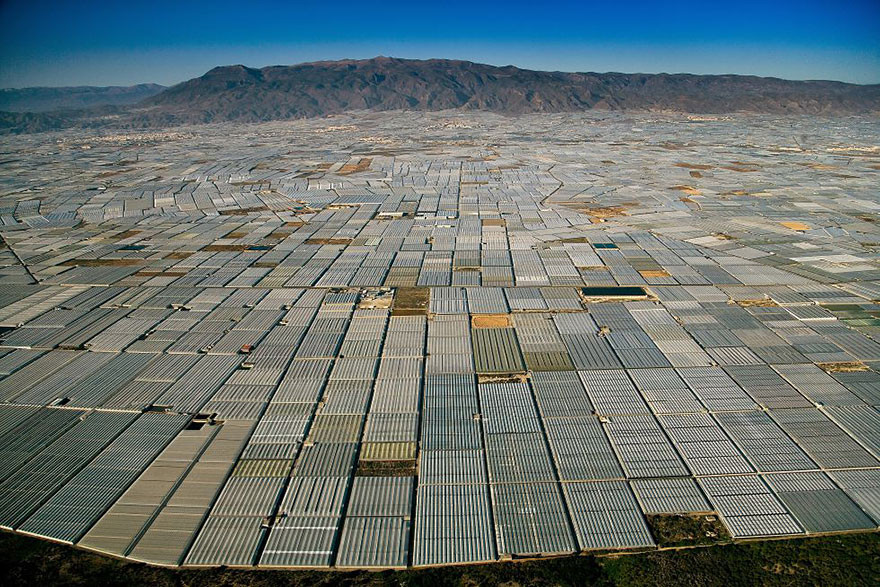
[646,514,730,548]
[391,287,429,315]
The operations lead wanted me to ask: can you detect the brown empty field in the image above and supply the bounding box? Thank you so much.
[569,204,635,219]
[338,157,373,175]
[723,163,760,172]
[305,238,352,245]
[472,314,512,328]
[544,237,590,246]
[670,185,702,196]
[110,229,142,240]
[646,514,731,548]
[780,221,811,231]
[391,287,429,315]
[738,298,778,308]
[477,373,530,384]
[818,361,869,373]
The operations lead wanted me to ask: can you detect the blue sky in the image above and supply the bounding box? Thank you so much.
[1,0,878,88]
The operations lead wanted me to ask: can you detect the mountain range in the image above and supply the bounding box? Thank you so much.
[2,57,878,133]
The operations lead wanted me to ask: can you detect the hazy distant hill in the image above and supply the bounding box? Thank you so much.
[2,58,878,133]
[0,84,165,113]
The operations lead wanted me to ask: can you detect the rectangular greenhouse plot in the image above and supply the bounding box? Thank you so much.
[336,516,411,568]
[0,410,138,530]
[0,403,42,443]
[523,350,574,371]
[8,350,114,405]
[676,367,758,412]
[130,423,254,562]
[579,369,650,416]
[259,515,341,567]
[491,482,576,557]
[603,414,690,479]
[277,477,348,518]
[560,333,621,370]
[127,507,209,565]
[830,370,880,405]
[471,327,525,374]
[344,476,413,517]
[292,443,359,478]
[412,483,496,566]
[768,408,880,469]
[530,370,594,418]
[763,472,876,533]
[484,432,558,483]
[208,475,287,517]
[306,414,364,443]
[79,423,217,556]
[359,442,417,461]
[829,470,880,525]
[657,413,755,476]
[628,368,705,414]
[429,287,467,314]
[824,405,880,456]
[363,412,420,443]
[420,417,483,451]
[772,364,865,406]
[698,475,804,539]
[478,381,542,431]
[18,412,190,544]
[466,288,509,314]
[542,417,623,481]
[564,480,655,550]
[714,411,819,472]
[724,365,815,409]
[186,515,265,566]
[0,407,88,482]
[418,449,487,486]
[631,478,712,514]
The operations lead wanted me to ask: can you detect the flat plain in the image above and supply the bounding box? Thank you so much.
[0,111,878,569]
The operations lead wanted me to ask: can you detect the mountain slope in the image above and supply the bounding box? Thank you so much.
[136,57,880,124]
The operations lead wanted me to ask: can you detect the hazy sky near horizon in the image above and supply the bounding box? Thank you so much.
[1,0,878,88]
